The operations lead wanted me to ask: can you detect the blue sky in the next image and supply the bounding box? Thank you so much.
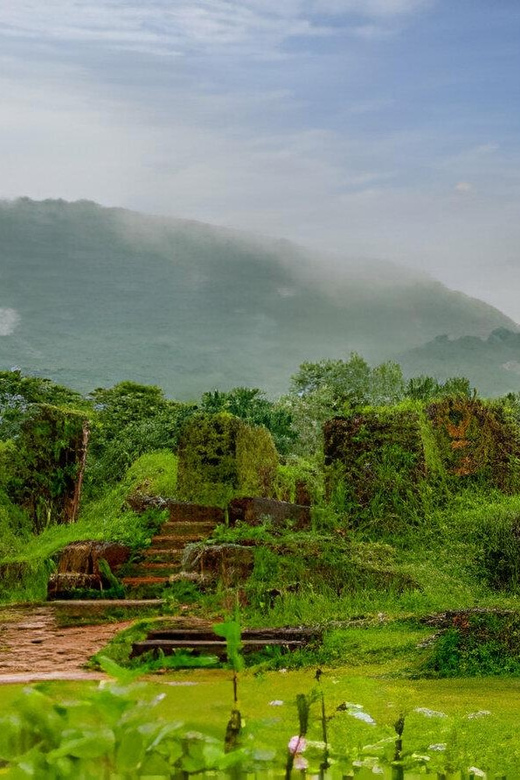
[1,0,520,318]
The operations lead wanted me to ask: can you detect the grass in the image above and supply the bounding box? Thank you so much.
[2,671,520,774]
[0,451,176,603]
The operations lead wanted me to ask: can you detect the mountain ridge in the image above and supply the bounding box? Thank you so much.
[0,197,517,397]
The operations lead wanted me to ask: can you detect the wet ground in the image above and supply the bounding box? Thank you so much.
[0,602,135,684]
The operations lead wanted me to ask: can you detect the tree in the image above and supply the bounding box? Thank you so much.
[0,370,85,440]
[199,387,295,454]
[405,375,473,402]
[286,354,405,456]
[86,382,196,488]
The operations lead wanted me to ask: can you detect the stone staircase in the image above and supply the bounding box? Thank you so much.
[130,625,322,660]
[122,503,225,590]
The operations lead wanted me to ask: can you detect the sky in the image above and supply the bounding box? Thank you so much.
[1,0,520,319]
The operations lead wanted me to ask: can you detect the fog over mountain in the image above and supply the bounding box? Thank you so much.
[0,198,517,398]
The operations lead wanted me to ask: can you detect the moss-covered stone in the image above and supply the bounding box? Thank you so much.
[0,404,89,532]
[428,397,520,492]
[323,404,431,523]
[176,413,278,506]
[324,398,520,527]
[228,497,311,531]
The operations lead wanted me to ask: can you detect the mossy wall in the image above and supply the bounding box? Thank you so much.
[176,412,278,506]
[324,398,520,526]
[0,404,88,532]
[428,397,520,492]
[235,424,278,497]
[323,405,431,523]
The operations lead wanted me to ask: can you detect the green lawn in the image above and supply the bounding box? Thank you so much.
[2,670,520,775]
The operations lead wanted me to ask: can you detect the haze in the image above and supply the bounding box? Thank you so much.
[1,1,519,320]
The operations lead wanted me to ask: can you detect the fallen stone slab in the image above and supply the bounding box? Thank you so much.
[228,497,311,531]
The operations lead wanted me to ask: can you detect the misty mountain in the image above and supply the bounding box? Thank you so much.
[399,329,520,397]
[0,198,517,398]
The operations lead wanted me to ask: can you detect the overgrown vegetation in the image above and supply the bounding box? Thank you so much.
[176,412,278,506]
[4,361,520,681]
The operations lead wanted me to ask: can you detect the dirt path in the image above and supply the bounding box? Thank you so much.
[0,604,131,684]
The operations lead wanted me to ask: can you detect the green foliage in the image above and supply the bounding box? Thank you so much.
[1,403,87,533]
[284,354,406,458]
[77,450,177,548]
[324,403,435,529]
[0,675,251,777]
[424,612,520,677]
[428,397,520,492]
[176,413,241,506]
[86,381,194,489]
[124,450,178,498]
[213,620,245,672]
[461,503,520,592]
[0,482,31,559]
[235,423,278,497]
[405,374,473,402]
[0,451,174,602]
[0,369,86,441]
[176,413,278,505]
[0,559,53,602]
[323,397,520,539]
[290,353,405,407]
[246,535,418,605]
[97,558,126,599]
[91,620,219,671]
[274,456,324,505]
[200,386,296,454]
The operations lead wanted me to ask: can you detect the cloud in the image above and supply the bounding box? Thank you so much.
[0,309,20,336]
[312,0,433,17]
[0,1,328,56]
[455,181,473,193]
[0,0,433,57]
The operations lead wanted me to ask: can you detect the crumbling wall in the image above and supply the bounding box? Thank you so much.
[428,398,520,492]
[323,398,520,526]
[323,406,430,522]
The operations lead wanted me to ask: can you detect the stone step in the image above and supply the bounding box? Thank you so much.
[130,638,305,659]
[122,576,170,587]
[147,627,321,642]
[150,536,189,549]
[152,531,209,550]
[168,503,225,525]
[168,572,208,584]
[159,521,217,538]
[126,562,183,577]
[142,549,184,563]
[155,532,212,546]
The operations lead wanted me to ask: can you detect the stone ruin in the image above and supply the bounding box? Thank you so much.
[51,495,313,595]
[1,403,89,531]
[323,397,520,519]
[48,541,131,599]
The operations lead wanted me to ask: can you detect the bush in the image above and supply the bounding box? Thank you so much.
[424,611,520,677]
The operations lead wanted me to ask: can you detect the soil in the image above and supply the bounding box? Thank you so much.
[0,603,132,684]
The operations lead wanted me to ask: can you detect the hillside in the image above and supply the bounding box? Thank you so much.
[399,328,520,397]
[0,197,517,398]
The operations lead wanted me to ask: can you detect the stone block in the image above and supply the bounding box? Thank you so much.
[228,497,311,531]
